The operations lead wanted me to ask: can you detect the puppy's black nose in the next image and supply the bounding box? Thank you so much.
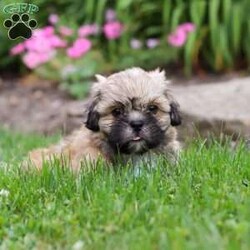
[130,120,144,132]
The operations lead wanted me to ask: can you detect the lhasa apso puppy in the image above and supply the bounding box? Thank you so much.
[27,68,181,170]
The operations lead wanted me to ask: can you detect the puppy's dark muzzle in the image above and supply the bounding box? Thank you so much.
[130,120,144,132]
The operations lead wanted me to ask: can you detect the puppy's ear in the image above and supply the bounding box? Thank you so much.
[164,90,182,126]
[170,102,182,126]
[85,75,106,132]
[85,102,100,132]
[149,68,170,84]
[95,74,106,83]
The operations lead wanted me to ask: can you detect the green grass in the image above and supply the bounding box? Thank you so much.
[0,128,250,250]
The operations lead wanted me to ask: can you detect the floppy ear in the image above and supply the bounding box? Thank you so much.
[85,75,106,132]
[170,102,182,126]
[164,89,182,126]
[85,102,100,132]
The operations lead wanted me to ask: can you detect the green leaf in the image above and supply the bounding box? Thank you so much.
[116,0,133,10]
[209,0,220,50]
[222,0,232,25]
[171,4,185,30]
[231,3,243,55]
[85,0,96,22]
[144,26,163,37]
[184,32,196,76]
[243,19,250,62]
[95,0,107,24]
[63,81,91,99]
[190,0,207,27]
[162,0,172,30]
[219,25,233,68]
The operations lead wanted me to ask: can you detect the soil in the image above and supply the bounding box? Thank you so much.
[0,75,86,135]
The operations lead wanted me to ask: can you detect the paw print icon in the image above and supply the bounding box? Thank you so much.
[4,13,37,40]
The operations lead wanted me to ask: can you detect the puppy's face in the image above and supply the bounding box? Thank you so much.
[86,68,181,154]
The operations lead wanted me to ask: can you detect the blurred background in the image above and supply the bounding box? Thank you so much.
[0,0,249,141]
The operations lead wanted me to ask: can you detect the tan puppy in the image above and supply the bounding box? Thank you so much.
[27,68,182,170]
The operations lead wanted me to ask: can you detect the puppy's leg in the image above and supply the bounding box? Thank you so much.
[23,145,62,170]
[163,127,182,164]
[165,140,181,163]
[24,127,104,171]
[27,148,50,169]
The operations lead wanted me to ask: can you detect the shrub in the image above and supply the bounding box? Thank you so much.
[7,9,188,98]
[1,0,249,97]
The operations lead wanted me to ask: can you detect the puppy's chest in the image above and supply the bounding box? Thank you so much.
[123,153,159,176]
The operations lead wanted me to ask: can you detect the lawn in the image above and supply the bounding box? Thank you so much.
[0,128,250,250]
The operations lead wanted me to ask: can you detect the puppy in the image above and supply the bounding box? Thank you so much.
[27,67,181,170]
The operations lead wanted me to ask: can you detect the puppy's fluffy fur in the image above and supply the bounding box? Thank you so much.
[27,68,181,170]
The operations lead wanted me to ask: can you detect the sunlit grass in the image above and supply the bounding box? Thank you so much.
[0,128,250,249]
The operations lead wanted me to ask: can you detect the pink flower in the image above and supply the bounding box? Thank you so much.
[22,51,55,69]
[78,24,99,37]
[66,47,81,59]
[178,22,196,33]
[103,21,123,40]
[105,9,116,22]
[130,39,142,49]
[59,26,73,36]
[167,22,196,47]
[39,51,56,63]
[22,52,42,69]
[25,27,67,52]
[20,24,66,69]
[49,35,67,47]
[10,43,25,55]
[42,26,54,36]
[146,38,159,49]
[48,14,59,25]
[25,36,52,52]
[74,38,92,51]
[32,27,54,38]
[67,38,92,58]
[32,29,43,38]
[167,29,187,47]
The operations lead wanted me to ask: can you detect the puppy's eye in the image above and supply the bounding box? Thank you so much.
[112,107,124,117]
[147,104,158,114]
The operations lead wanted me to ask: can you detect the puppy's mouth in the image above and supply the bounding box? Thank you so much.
[109,134,148,154]
[131,133,143,142]
[132,136,142,141]
[130,130,147,142]
[108,117,165,154]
